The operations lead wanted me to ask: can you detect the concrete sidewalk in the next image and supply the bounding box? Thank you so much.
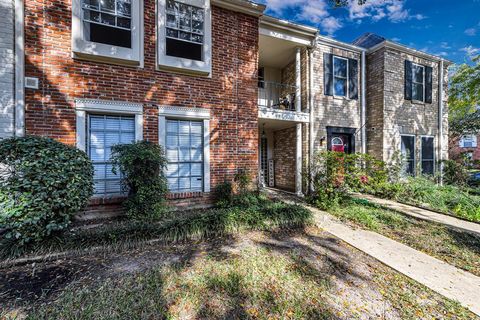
[307,205,480,316]
[352,193,480,237]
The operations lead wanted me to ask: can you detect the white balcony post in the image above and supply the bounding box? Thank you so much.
[295,47,302,112]
[296,123,303,196]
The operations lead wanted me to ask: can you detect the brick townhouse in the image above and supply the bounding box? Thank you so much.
[0,0,451,216]
[450,134,480,164]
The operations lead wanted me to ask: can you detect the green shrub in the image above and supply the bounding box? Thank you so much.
[110,141,168,220]
[214,181,233,208]
[0,136,93,245]
[234,169,252,191]
[309,151,388,209]
[443,159,470,187]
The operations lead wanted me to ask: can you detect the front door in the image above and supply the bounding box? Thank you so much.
[329,133,353,154]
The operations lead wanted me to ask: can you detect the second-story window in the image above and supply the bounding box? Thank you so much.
[82,0,132,48]
[165,0,204,61]
[158,0,212,76]
[324,53,358,100]
[412,63,425,102]
[333,57,348,97]
[405,60,433,103]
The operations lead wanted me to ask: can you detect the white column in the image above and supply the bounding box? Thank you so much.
[295,47,302,112]
[295,123,303,196]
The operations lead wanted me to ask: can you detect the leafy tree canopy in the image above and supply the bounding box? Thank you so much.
[448,55,480,136]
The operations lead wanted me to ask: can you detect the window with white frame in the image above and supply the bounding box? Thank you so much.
[412,63,425,102]
[166,0,204,61]
[401,135,415,176]
[165,120,204,192]
[72,0,141,63]
[333,56,348,97]
[158,0,212,75]
[421,136,434,175]
[460,134,477,148]
[88,115,135,195]
[82,0,132,48]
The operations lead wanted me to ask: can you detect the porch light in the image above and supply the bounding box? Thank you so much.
[320,136,326,146]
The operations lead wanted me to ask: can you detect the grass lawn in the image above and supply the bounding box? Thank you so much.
[328,197,480,276]
[2,228,475,320]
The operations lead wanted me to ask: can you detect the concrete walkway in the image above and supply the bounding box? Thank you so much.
[352,193,480,237]
[308,205,480,316]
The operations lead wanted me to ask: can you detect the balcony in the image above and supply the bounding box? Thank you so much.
[258,81,297,111]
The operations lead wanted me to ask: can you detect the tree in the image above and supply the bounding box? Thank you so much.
[448,55,480,136]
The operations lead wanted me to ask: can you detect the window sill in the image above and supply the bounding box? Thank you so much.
[73,50,141,67]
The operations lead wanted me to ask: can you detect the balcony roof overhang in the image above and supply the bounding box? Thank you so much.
[259,16,317,69]
[211,0,266,17]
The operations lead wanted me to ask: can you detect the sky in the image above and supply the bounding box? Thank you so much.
[257,0,480,65]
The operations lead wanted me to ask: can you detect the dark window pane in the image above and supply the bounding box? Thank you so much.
[422,161,434,175]
[116,0,131,16]
[166,38,202,61]
[166,0,177,12]
[84,10,101,22]
[413,65,424,83]
[83,0,99,10]
[117,17,131,28]
[334,78,347,96]
[192,20,203,34]
[412,83,424,101]
[166,28,178,38]
[179,31,190,41]
[101,0,115,12]
[166,13,177,27]
[422,137,434,159]
[192,8,204,21]
[334,58,347,77]
[401,136,415,175]
[101,13,116,26]
[88,23,131,48]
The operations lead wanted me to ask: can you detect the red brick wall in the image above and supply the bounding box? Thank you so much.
[273,126,296,192]
[23,1,260,206]
[449,134,480,164]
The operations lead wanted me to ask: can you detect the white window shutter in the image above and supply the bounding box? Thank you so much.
[473,135,478,148]
[459,137,464,148]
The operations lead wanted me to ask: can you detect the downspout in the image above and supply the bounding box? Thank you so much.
[14,0,25,137]
[308,48,314,192]
[438,59,444,184]
[361,50,367,154]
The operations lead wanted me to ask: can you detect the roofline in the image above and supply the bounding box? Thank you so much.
[211,0,266,17]
[260,15,318,39]
[367,40,454,65]
[315,34,365,53]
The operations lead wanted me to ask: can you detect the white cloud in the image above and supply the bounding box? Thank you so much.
[320,16,343,35]
[460,46,480,58]
[465,28,477,36]
[348,0,426,23]
[440,42,451,49]
[260,0,341,35]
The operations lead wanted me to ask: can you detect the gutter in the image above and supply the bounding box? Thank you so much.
[211,0,266,17]
[308,49,314,192]
[14,0,25,137]
[439,59,445,184]
[361,50,367,154]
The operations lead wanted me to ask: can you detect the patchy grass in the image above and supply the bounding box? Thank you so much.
[19,240,475,320]
[0,194,312,260]
[328,198,480,276]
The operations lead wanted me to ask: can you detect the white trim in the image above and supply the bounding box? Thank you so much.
[14,0,25,137]
[260,15,317,36]
[71,0,143,65]
[258,106,310,123]
[295,123,302,196]
[259,27,312,47]
[158,105,211,193]
[361,50,366,154]
[75,99,144,151]
[211,0,265,17]
[438,59,444,183]
[316,34,365,53]
[295,47,301,112]
[158,105,210,119]
[308,49,314,192]
[157,0,212,76]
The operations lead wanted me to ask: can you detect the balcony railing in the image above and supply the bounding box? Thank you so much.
[258,81,297,111]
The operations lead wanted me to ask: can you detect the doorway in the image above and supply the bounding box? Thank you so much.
[327,126,356,154]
